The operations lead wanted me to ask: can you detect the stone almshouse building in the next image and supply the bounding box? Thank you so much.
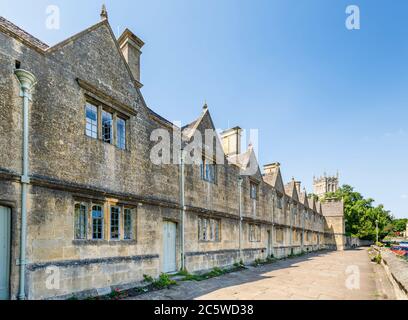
[0,10,345,300]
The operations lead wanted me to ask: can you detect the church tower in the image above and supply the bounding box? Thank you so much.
[313,172,339,198]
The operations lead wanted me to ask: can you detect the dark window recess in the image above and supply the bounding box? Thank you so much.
[15,60,21,69]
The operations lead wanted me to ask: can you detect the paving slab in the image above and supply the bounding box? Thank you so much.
[127,248,395,300]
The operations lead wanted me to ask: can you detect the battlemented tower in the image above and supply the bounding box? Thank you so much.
[313,172,339,198]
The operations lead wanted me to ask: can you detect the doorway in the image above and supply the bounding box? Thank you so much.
[0,206,11,300]
[162,221,177,273]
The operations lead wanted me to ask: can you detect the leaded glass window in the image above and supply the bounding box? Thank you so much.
[110,206,120,240]
[116,117,126,150]
[85,103,98,138]
[250,182,258,200]
[92,205,103,240]
[74,203,87,240]
[102,110,113,143]
[124,208,133,240]
[201,158,216,183]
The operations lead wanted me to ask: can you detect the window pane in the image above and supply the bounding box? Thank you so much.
[110,206,120,240]
[74,204,87,240]
[102,110,113,143]
[124,208,132,240]
[92,205,103,240]
[116,117,126,150]
[85,103,98,139]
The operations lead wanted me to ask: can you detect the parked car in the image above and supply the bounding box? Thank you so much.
[391,246,408,256]
[399,241,408,247]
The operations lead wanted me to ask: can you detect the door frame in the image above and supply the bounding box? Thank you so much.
[0,204,12,300]
[162,220,178,273]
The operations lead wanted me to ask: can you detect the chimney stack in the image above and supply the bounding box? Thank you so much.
[263,163,280,186]
[118,29,145,88]
[295,181,301,195]
[264,162,280,175]
[220,127,242,157]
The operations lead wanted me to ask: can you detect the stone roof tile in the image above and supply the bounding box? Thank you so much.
[0,16,49,50]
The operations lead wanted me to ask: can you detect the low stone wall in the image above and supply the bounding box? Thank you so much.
[375,247,408,299]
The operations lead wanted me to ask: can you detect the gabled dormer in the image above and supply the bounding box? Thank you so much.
[284,179,299,203]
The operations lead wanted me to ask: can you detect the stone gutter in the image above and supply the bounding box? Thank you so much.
[374,246,408,299]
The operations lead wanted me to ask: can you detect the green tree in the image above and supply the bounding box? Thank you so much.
[384,219,408,237]
[323,185,393,241]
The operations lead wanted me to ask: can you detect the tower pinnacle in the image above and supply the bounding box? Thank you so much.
[100,4,108,20]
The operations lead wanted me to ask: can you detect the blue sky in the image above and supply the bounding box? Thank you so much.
[1,0,407,218]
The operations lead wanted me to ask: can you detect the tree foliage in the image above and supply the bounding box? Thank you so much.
[323,185,393,241]
[384,219,408,237]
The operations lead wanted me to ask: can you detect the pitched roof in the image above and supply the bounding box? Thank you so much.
[299,190,309,208]
[181,106,213,140]
[284,179,299,202]
[0,16,49,50]
[308,196,317,212]
[227,146,252,170]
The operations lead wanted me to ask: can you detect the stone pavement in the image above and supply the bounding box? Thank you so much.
[128,248,395,300]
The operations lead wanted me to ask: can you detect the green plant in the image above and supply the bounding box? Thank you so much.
[376,242,384,247]
[253,258,264,267]
[143,274,154,283]
[107,288,127,300]
[181,267,230,282]
[152,273,177,289]
[177,269,190,277]
[207,267,225,277]
[371,253,382,264]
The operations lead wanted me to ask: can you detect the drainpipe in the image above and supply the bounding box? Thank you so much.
[238,177,243,262]
[180,149,186,271]
[14,69,37,300]
[271,193,275,257]
[301,211,305,253]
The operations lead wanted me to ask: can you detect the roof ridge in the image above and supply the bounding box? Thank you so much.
[0,16,49,50]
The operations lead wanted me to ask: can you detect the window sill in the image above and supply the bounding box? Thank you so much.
[73,240,137,246]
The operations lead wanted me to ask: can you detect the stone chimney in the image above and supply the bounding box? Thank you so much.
[263,163,280,186]
[118,29,145,87]
[295,181,301,195]
[220,127,242,157]
[264,162,280,175]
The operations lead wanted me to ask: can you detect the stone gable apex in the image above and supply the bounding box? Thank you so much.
[299,190,309,209]
[46,20,142,89]
[285,180,299,202]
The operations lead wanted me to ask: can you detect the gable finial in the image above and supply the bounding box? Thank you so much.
[101,4,108,20]
[203,100,208,110]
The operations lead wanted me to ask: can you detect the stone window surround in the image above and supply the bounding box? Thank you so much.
[249,180,259,201]
[275,227,284,243]
[84,97,129,150]
[78,78,136,151]
[72,199,137,244]
[198,216,221,242]
[249,223,261,242]
[200,155,217,184]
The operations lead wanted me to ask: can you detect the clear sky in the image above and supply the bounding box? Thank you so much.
[1,0,407,218]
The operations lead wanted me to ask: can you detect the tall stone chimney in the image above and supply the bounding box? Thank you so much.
[263,163,280,186]
[295,181,301,195]
[220,127,242,157]
[118,29,145,87]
